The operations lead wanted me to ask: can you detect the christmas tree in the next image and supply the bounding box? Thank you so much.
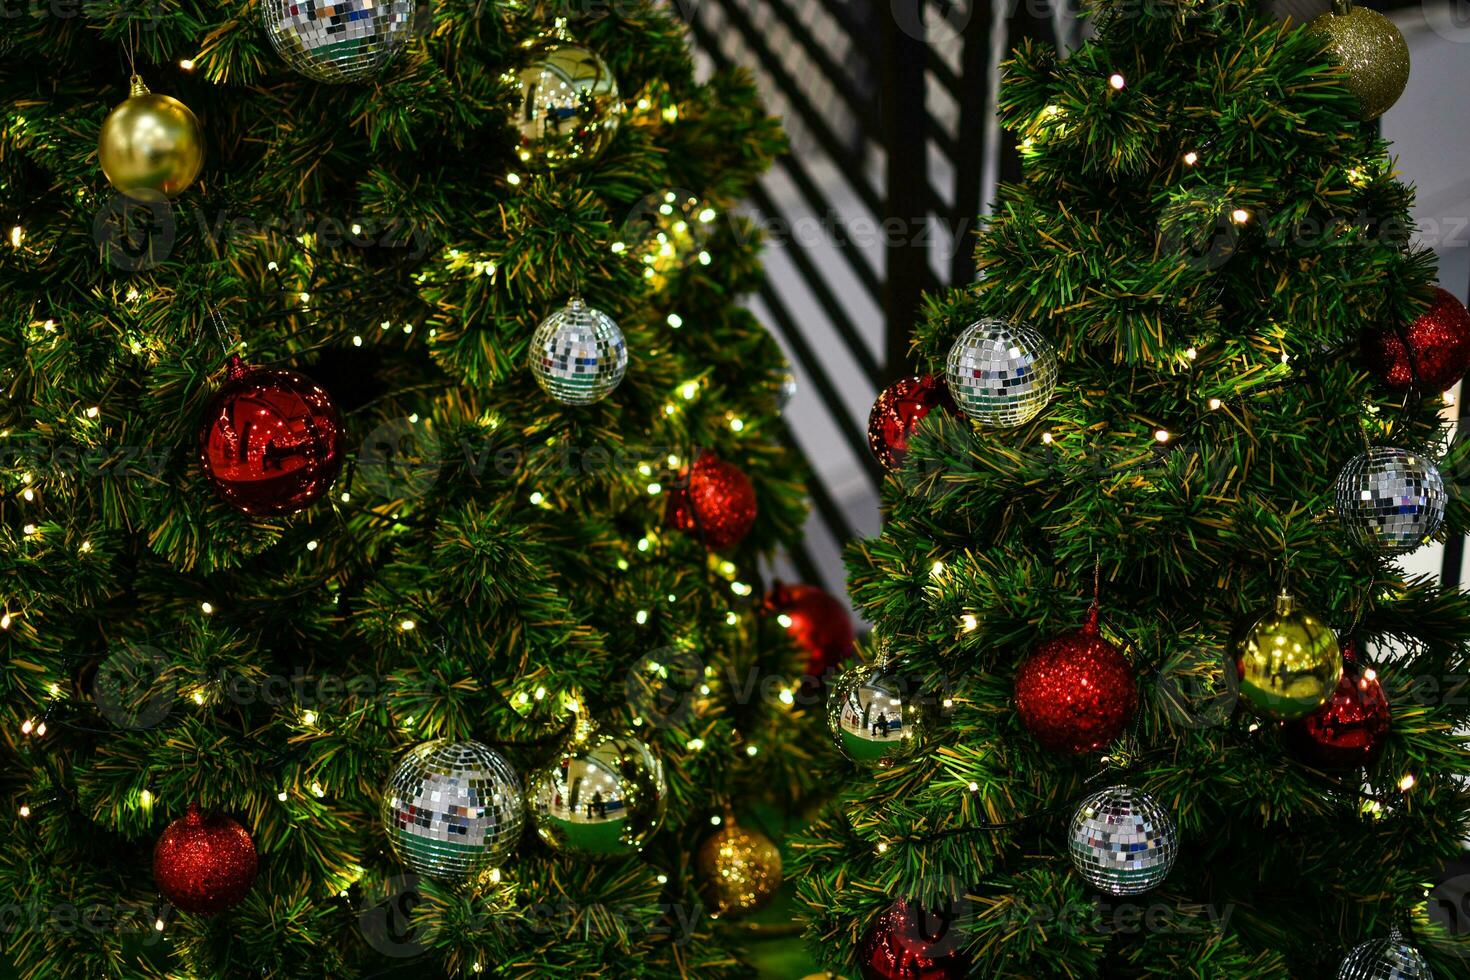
[0,3,824,976]
[797,1,1470,977]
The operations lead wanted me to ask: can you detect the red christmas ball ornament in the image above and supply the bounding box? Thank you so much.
[1014,605,1137,754]
[153,803,259,915]
[1363,286,1470,392]
[666,452,758,551]
[1283,639,1390,769]
[765,582,855,676]
[859,899,970,980]
[199,356,344,516]
[867,374,956,471]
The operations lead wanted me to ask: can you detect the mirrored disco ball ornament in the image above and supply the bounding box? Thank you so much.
[382,740,525,880]
[528,727,667,859]
[508,36,623,169]
[826,662,933,768]
[944,318,1058,427]
[1068,785,1178,896]
[261,0,415,84]
[1337,937,1433,980]
[529,298,628,406]
[1334,447,1445,556]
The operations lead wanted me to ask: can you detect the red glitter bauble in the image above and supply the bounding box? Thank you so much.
[199,356,344,516]
[665,452,758,551]
[867,375,956,471]
[859,900,970,980]
[1014,606,1137,754]
[764,582,855,676]
[1363,286,1470,392]
[153,803,259,915]
[1283,639,1390,770]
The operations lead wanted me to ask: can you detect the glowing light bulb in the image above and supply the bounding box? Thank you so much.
[1108,73,1126,90]
[1183,151,1199,166]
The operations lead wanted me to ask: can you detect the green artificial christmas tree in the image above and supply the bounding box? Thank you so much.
[797,1,1470,977]
[0,3,824,976]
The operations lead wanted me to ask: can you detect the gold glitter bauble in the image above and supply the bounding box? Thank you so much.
[1310,1,1409,121]
[694,822,782,918]
[98,75,204,201]
[1236,591,1342,721]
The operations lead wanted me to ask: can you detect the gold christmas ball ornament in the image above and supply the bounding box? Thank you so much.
[1310,0,1410,121]
[506,36,623,169]
[1236,591,1342,721]
[695,821,782,918]
[98,75,204,201]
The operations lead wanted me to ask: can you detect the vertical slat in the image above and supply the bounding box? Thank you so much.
[882,1,931,380]
[949,1,994,286]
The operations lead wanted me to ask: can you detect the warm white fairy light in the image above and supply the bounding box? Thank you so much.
[777,613,793,628]
[1108,73,1126,90]
[961,614,978,631]
[311,782,325,798]
[399,619,416,631]
[201,601,214,615]
[1183,151,1199,166]
[1231,208,1250,224]
[635,610,649,624]
[1208,397,1223,410]
[179,59,195,71]
[1399,773,1416,791]
[1154,429,1171,443]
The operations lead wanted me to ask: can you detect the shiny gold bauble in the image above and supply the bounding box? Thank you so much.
[98,75,204,201]
[1236,591,1342,721]
[695,822,782,918]
[1310,1,1410,121]
[506,37,623,169]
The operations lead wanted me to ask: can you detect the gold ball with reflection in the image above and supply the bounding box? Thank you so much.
[98,77,204,201]
[506,37,622,170]
[1236,591,1342,721]
[695,822,782,918]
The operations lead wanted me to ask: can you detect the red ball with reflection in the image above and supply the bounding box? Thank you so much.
[867,375,956,471]
[199,356,344,516]
[1283,639,1390,769]
[765,582,855,676]
[1014,606,1137,754]
[859,899,969,980]
[1363,286,1470,392]
[153,803,258,915]
[666,452,758,551]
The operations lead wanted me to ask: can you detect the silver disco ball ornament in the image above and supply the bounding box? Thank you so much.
[826,662,934,769]
[261,0,415,84]
[508,37,623,169]
[1337,938,1433,980]
[1334,447,1446,556]
[382,739,524,880]
[529,297,628,406]
[944,318,1058,427]
[1068,785,1177,896]
[528,727,667,859]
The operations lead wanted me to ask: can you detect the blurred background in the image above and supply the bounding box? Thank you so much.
[677,0,1470,615]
